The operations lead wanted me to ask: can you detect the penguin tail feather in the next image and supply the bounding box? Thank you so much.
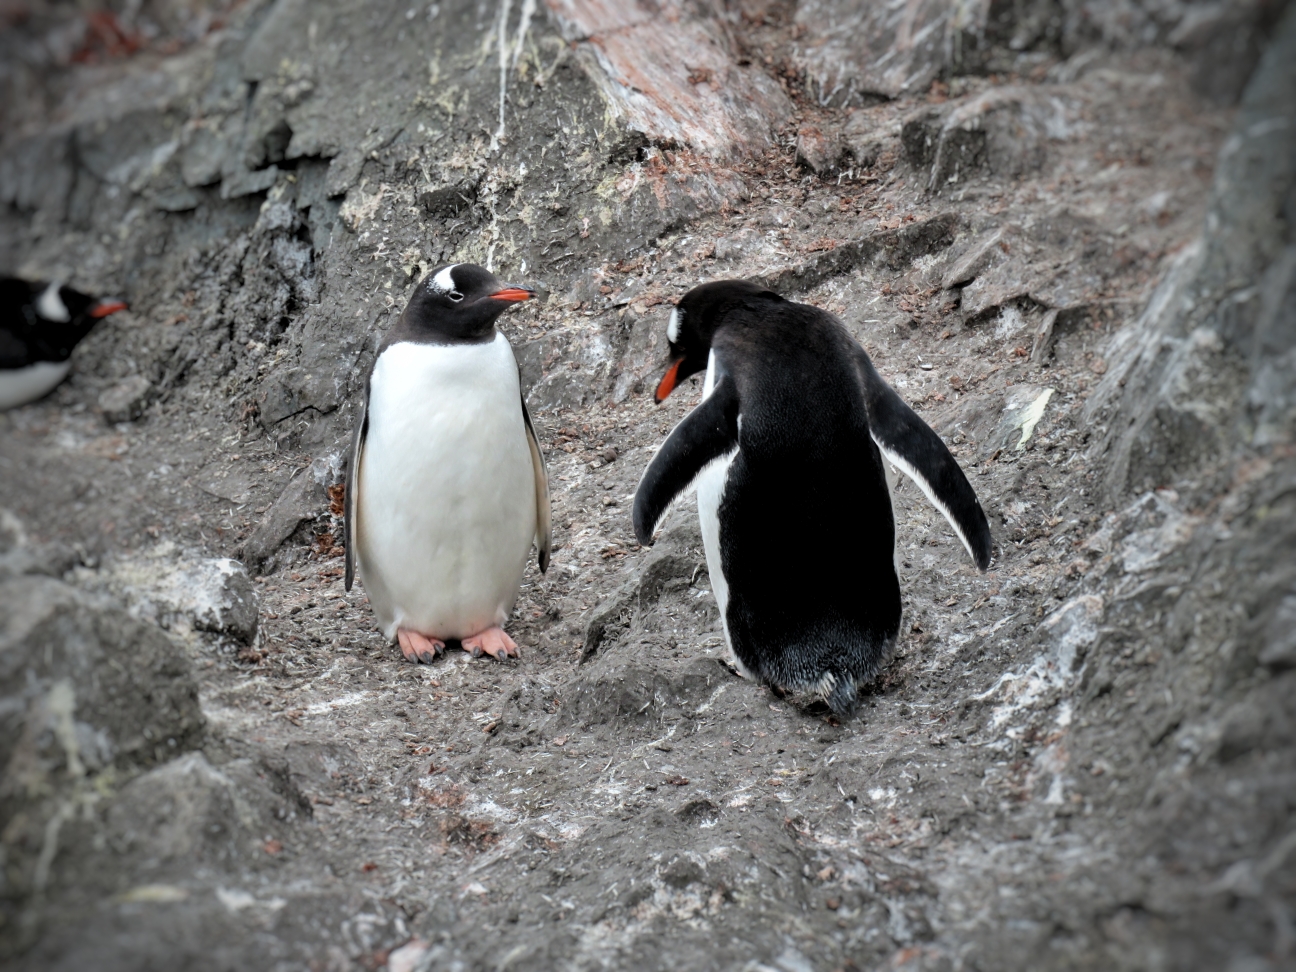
[823,672,859,719]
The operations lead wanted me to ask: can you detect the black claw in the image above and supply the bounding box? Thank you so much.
[418,649,436,664]
[470,645,483,658]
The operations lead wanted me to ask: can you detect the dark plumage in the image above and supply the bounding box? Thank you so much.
[0,277,126,409]
[634,280,992,717]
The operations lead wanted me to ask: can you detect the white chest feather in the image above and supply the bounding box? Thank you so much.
[356,334,536,639]
[694,350,746,673]
[0,361,71,411]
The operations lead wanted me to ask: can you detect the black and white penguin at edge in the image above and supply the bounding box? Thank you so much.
[633,280,993,718]
[344,263,551,664]
[0,278,127,410]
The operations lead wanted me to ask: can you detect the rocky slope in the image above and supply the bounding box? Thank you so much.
[1,0,1292,969]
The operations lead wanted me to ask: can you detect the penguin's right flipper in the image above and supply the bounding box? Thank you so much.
[853,347,993,569]
[344,386,369,592]
[520,394,552,573]
[633,376,740,545]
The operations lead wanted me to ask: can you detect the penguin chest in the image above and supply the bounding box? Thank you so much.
[694,352,747,674]
[696,446,742,664]
[0,361,71,411]
[357,335,535,639]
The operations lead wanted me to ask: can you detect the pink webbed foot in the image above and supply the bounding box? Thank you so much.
[397,629,446,665]
[461,626,519,661]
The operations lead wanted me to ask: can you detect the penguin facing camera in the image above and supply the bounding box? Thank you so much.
[1,278,127,410]
[345,263,551,664]
[633,280,993,718]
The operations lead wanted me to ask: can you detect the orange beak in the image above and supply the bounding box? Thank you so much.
[90,300,127,318]
[654,357,684,403]
[488,287,535,303]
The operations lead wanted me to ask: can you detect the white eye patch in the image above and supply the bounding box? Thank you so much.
[429,264,460,294]
[667,307,682,343]
[36,282,70,323]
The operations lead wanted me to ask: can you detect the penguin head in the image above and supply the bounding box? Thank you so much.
[404,263,535,341]
[654,279,782,402]
[34,281,127,327]
[27,281,127,358]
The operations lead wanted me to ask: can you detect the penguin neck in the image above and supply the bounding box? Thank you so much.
[390,307,501,346]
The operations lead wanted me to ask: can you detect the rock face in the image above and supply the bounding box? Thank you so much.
[0,575,205,775]
[1085,20,1296,497]
[0,0,1292,969]
[546,0,794,158]
[0,574,205,952]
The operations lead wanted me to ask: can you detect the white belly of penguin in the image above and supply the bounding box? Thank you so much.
[356,334,536,641]
[0,361,71,411]
[694,351,750,678]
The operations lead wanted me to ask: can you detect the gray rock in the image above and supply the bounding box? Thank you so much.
[550,0,792,158]
[795,124,847,176]
[583,513,705,661]
[219,165,278,200]
[1257,595,1296,671]
[0,512,75,580]
[98,375,153,423]
[937,210,1113,320]
[794,0,954,103]
[903,87,1068,191]
[611,310,670,403]
[240,457,339,571]
[984,385,1055,457]
[105,753,264,869]
[1084,9,1296,498]
[167,558,260,643]
[0,575,204,776]
[1038,594,1104,672]
[87,553,261,644]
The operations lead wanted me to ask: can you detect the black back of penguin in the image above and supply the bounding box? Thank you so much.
[690,286,901,706]
[634,280,993,717]
[0,277,123,368]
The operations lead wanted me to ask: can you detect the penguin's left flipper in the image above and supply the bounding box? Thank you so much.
[633,375,740,545]
[520,395,552,573]
[344,385,369,592]
[854,347,993,569]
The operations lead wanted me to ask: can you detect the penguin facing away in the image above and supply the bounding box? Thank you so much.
[633,280,992,717]
[344,263,552,663]
[0,278,127,410]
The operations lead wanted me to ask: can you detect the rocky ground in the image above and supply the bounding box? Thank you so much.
[1,0,1293,970]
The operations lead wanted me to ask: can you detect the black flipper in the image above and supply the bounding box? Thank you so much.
[633,376,740,546]
[344,383,369,592]
[854,346,993,569]
[520,394,552,572]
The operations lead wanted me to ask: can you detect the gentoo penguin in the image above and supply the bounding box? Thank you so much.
[633,280,992,717]
[0,278,126,410]
[344,263,551,663]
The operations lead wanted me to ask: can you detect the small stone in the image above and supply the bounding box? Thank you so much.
[387,939,432,972]
[795,125,845,176]
[662,858,704,888]
[99,375,153,423]
[161,558,260,643]
[1258,595,1296,671]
